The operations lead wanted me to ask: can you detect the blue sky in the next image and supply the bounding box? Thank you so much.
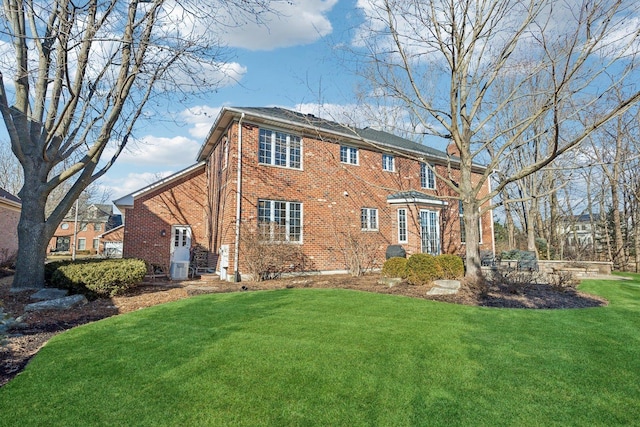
[99,0,368,201]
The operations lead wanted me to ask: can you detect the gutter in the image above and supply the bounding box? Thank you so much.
[200,107,487,173]
[233,113,245,282]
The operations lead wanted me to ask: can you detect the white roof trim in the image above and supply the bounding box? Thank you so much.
[387,196,448,206]
[0,196,21,210]
[113,162,205,209]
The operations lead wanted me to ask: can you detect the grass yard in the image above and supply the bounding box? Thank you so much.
[1,275,639,426]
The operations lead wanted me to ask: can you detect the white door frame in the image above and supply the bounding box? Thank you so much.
[419,209,440,255]
[170,225,192,262]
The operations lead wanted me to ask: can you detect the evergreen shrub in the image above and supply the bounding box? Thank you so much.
[381,257,408,278]
[405,253,442,285]
[50,258,146,297]
[436,254,464,279]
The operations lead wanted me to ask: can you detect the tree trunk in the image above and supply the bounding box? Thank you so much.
[463,200,482,280]
[12,178,51,290]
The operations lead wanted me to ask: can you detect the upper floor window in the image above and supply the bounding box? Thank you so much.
[259,128,301,169]
[420,163,435,189]
[382,154,395,171]
[361,208,379,231]
[258,199,302,243]
[340,145,358,165]
[94,223,102,231]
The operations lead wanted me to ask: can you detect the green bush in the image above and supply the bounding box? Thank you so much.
[405,253,442,285]
[381,257,408,278]
[436,254,464,279]
[50,259,147,297]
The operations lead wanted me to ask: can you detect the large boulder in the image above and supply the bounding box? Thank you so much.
[24,294,88,312]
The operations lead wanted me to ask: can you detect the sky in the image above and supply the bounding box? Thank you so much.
[98,0,369,202]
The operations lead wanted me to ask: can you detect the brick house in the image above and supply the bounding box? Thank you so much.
[115,107,494,280]
[0,187,21,264]
[49,204,122,255]
[99,224,125,258]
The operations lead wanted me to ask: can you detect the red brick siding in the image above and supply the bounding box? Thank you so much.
[122,167,208,267]
[215,121,494,274]
[0,202,20,259]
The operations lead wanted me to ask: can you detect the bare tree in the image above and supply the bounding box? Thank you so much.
[351,0,640,279]
[0,141,22,195]
[0,0,274,290]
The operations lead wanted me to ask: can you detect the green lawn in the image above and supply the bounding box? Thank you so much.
[1,276,639,426]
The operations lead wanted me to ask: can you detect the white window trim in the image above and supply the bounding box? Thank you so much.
[361,208,379,231]
[419,209,440,255]
[421,163,436,190]
[340,145,359,165]
[258,199,303,243]
[259,128,302,170]
[77,238,86,250]
[397,208,408,243]
[382,154,395,172]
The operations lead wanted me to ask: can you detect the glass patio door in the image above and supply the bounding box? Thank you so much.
[420,210,440,255]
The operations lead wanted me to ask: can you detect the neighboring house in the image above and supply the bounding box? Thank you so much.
[100,224,124,258]
[558,213,604,255]
[0,187,21,264]
[49,204,122,255]
[115,107,494,280]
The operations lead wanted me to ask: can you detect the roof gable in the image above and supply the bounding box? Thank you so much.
[113,162,205,209]
[0,187,21,208]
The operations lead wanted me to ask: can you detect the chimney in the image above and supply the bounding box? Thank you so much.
[447,142,460,157]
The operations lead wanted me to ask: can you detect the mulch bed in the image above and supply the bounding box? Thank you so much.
[0,271,608,387]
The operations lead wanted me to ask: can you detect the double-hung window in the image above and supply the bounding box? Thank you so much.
[361,208,378,231]
[420,163,436,189]
[340,145,358,165]
[397,208,408,243]
[259,128,302,169]
[258,199,302,242]
[382,154,395,171]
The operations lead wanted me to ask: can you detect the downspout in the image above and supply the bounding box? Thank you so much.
[488,175,496,256]
[233,113,245,282]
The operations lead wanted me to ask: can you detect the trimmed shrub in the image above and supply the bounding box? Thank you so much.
[405,253,442,285]
[436,254,464,279]
[50,258,147,297]
[381,257,408,278]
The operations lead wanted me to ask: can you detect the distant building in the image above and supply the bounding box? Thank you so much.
[558,213,604,257]
[49,204,122,255]
[0,187,21,264]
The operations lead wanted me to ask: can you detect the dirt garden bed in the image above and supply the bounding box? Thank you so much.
[1,271,608,387]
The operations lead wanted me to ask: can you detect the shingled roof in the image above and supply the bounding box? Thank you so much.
[199,106,473,166]
[0,187,21,206]
[227,107,450,160]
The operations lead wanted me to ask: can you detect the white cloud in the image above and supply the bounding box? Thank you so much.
[114,134,201,167]
[223,0,338,51]
[179,106,222,139]
[97,171,175,200]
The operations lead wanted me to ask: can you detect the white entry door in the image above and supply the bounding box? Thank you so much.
[170,225,192,262]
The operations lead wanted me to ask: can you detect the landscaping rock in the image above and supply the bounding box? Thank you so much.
[427,279,461,295]
[24,294,88,312]
[433,279,461,290]
[377,277,403,288]
[30,288,68,301]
